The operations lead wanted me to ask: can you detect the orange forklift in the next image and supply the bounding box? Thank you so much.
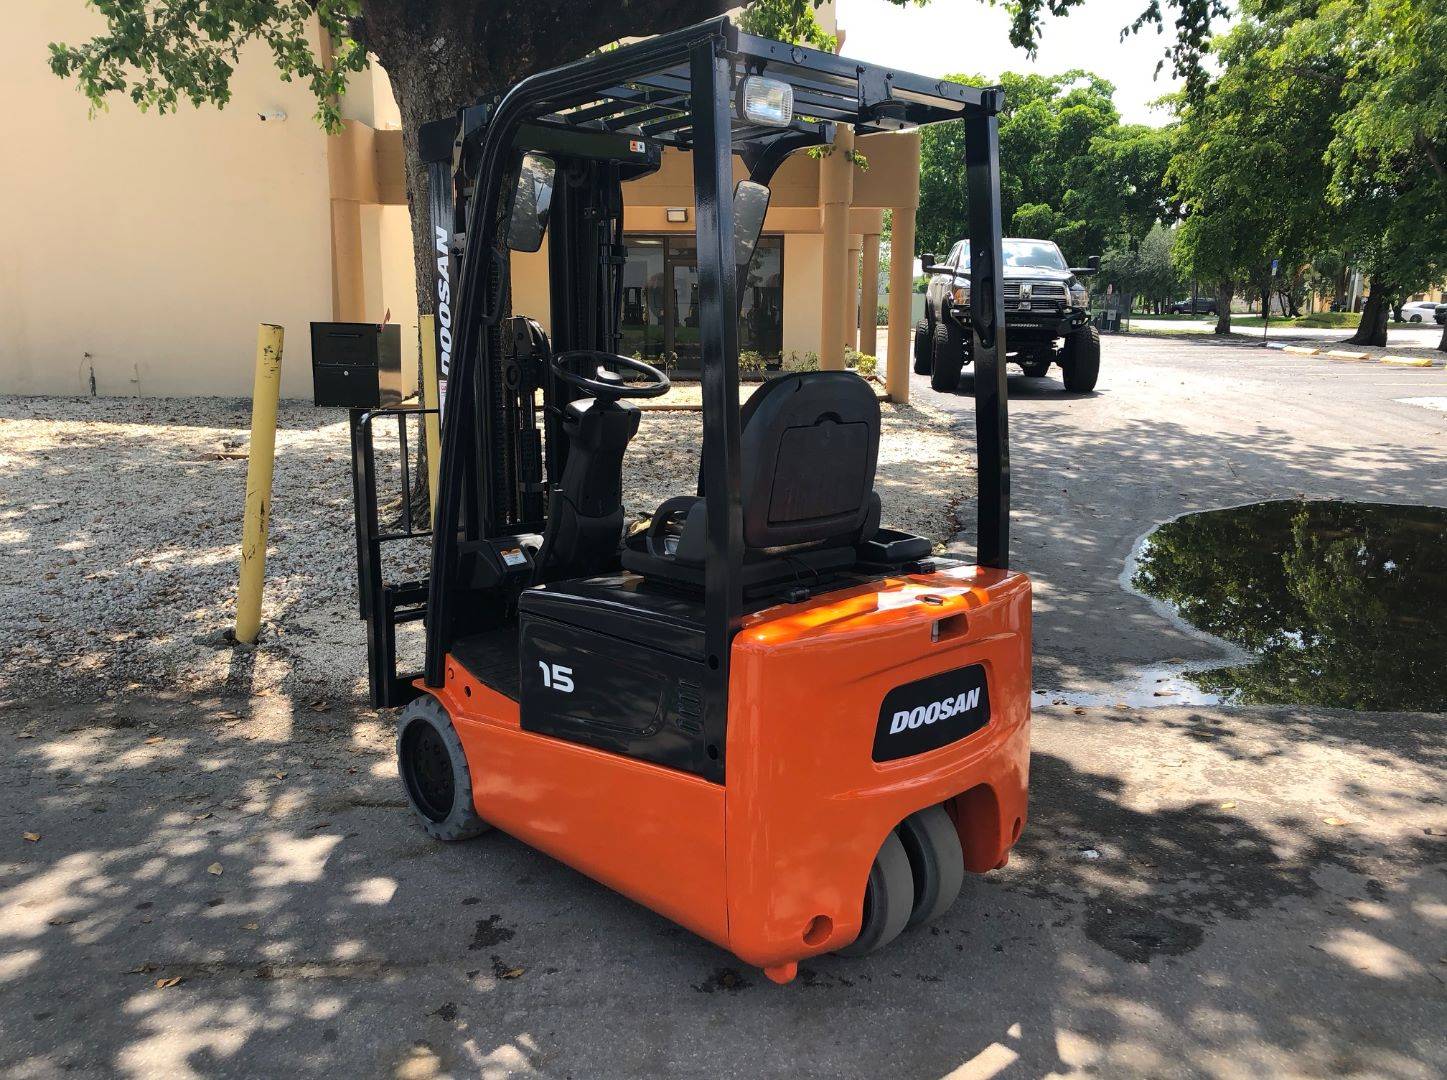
[345,18,1030,984]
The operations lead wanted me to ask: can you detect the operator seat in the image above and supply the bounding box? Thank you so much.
[623,370,891,590]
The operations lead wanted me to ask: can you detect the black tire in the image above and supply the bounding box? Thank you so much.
[1409,314,1422,323]
[1020,358,1051,378]
[397,696,491,842]
[1061,325,1101,392]
[838,831,915,956]
[930,319,965,393]
[896,806,966,927]
[912,319,932,375]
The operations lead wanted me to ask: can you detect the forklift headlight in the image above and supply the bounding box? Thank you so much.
[737,76,794,128]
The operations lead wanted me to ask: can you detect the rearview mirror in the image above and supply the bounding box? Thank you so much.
[506,152,555,253]
[919,253,937,270]
[733,180,771,268]
[1070,254,1102,275]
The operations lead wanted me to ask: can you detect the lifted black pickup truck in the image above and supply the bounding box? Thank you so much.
[914,237,1101,393]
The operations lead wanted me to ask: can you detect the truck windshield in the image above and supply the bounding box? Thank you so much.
[957,240,1067,272]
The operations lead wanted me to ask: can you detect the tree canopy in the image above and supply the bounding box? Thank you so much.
[1167,0,1445,342]
[917,70,1173,264]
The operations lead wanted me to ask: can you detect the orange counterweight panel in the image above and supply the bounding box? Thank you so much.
[430,660,730,949]
[724,565,1032,968]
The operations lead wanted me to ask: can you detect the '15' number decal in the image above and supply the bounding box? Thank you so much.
[538,662,574,693]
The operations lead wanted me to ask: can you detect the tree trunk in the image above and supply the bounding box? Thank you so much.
[1349,290,1389,347]
[359,0,730,323]
[1214,280,1234,334]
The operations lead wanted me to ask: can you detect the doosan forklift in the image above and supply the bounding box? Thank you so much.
[335,18,1030,985]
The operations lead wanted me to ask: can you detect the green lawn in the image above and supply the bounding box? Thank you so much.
[1130,312,1215,321]
[1231,312,1361,329]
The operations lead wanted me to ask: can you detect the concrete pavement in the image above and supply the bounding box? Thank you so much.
[1,335,1443,1078]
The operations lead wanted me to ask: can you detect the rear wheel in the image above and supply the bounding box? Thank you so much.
[896,806,966,927]
[838,831,915,956]
[397,696,490,842]
[930,319,965,393]
[1061,325,1101,392]
[912,320,932,375]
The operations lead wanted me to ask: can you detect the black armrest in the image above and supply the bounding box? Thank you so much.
[856,528,932,564]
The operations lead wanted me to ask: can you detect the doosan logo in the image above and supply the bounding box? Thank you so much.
[889,688,982,735]
[433,226,454,377]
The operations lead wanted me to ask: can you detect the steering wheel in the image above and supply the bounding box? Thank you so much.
[550,350,670,401]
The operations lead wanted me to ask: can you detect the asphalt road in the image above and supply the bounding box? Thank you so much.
[917,334,1447,700]
[2,335,1444,1079]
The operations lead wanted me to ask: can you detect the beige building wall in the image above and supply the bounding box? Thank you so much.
[1,8,416,400]
[2,3,914,400]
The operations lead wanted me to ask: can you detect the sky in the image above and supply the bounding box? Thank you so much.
[835,0,1202,127]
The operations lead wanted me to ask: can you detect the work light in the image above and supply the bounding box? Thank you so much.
[737,76,794,127]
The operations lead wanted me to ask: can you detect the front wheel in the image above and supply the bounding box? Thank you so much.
[930,319,966,393]
[912,320,932,375]
[1061,325,1101,392]
[397,696,491,842]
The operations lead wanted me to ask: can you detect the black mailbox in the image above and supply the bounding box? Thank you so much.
[309,322,413,408]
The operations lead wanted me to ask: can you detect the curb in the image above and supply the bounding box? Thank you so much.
[1380,356,1434,368]
[1282,345,1319,356]
[1326,349,1372,361]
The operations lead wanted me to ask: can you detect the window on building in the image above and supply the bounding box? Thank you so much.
[619,234,784,374]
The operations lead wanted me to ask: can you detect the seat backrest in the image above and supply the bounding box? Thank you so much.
[737,371,880,549]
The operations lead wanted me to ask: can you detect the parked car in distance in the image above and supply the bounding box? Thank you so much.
[1167,297,1218,315]
[1400,300,1441,323]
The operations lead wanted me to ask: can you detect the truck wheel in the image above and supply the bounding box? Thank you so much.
[930,320,965,393]
[397,696,491,842]
[1061,325,1101,392]
[838,831,915,956]
[912,320,932,375]
[896,805,965,927]
[1020,358,1050,378]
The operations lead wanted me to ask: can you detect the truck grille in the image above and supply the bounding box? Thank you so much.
[1003,281,1067,309]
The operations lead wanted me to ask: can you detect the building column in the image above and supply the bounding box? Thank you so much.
[860,232,881,358]
[819,125,855,371]
[886,130,921,402]
[329,199,366,321]
[847,235,863,352]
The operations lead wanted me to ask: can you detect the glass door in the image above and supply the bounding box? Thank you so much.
[621,235,784,375]
[666,241,701,374]
[619,238,666,363]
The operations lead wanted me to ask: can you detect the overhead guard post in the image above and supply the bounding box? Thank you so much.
[965,110,1010,570]
[691,37,745,780]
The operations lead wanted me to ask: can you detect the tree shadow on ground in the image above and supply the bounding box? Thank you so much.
[1,694,1441,1078]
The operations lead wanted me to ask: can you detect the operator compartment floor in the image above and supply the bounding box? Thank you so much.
[452,625,522,701]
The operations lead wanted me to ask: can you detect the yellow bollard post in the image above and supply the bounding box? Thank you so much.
[420,314,442,522]
[235,324,285,645]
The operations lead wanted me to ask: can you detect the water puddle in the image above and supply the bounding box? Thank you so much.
[1121,500,1447,711]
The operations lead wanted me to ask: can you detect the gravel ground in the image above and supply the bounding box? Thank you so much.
[0,390,970,704]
